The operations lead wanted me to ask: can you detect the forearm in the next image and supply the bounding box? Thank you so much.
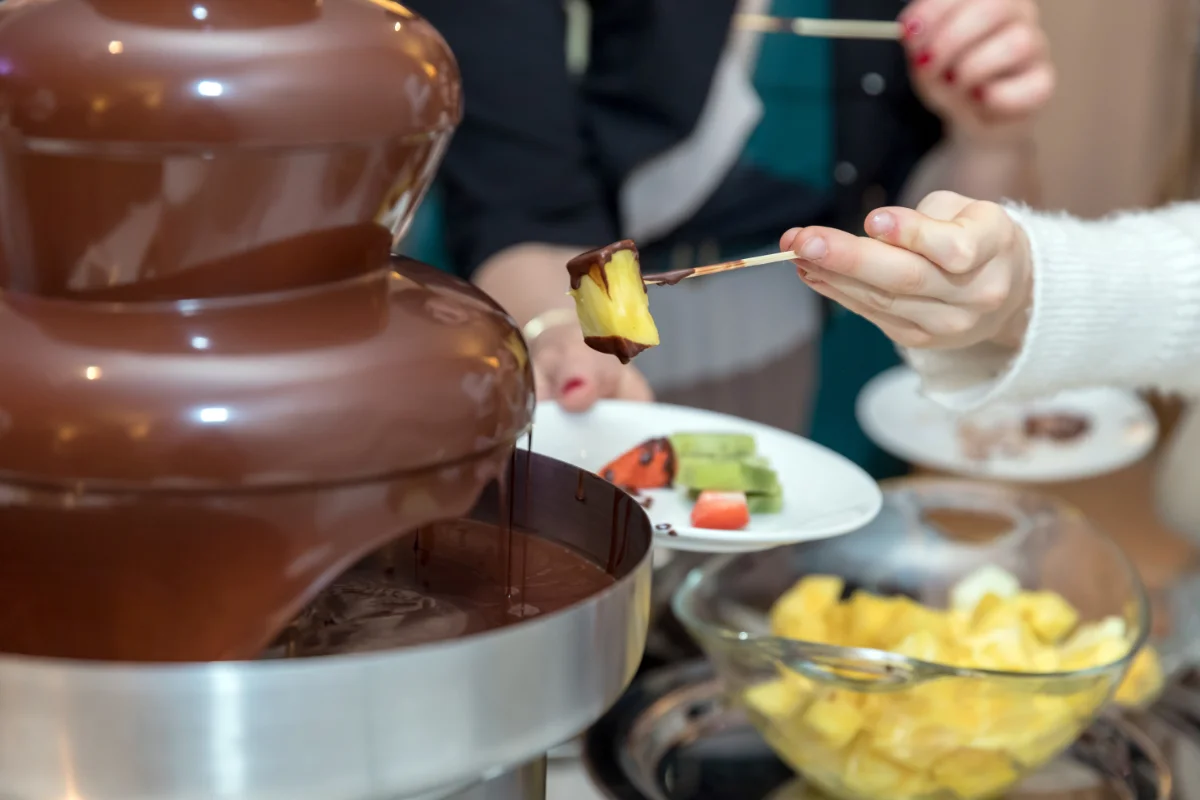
[909,201,1200,409]
[900,134,1039,208]
[473,243,583,328]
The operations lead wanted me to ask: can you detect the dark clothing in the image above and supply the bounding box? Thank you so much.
[403,0,942,278]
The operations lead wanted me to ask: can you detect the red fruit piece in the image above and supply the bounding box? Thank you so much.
[599,437,675,490]
[690,491,750,531]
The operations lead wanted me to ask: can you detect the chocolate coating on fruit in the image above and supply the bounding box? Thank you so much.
[566,240,644,294]
[583,336,652,365]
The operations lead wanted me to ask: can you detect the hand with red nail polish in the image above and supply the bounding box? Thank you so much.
[530,322,654,413]
[900,0,1054,144]
[779,190,1033,351]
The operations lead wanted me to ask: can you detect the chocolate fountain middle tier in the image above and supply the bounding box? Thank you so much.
[0,259,535,661]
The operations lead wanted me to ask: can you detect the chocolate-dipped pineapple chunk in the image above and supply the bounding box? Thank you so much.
[566,240,660,363]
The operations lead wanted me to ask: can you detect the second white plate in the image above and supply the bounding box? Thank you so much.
[856,366,1158,482]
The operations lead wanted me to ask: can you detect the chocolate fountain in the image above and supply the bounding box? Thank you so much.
[0,1,652,798]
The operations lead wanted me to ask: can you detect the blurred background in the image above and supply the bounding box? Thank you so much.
[399,0,1200,600]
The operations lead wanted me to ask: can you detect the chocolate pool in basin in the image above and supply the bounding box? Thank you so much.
[0,1,653,799]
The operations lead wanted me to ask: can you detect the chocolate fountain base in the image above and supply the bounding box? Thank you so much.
[436,758,547,800]
[0,454,651,800]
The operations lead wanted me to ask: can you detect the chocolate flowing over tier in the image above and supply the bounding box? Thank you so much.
[0,0,537,662]
[0,257,535,662]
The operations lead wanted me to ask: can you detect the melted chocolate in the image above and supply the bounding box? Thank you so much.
[566,239,641,293]
[0,0,461,148]
[645,268,696,286]
[1025,413,1092,442]
[584,335,652,365]
[0,0,543,662]
[265,520,615,657]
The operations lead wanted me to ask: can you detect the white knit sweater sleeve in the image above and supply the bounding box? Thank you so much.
[905,201,1200,410]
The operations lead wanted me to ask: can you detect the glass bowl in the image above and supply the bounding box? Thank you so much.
[672,479,1150,800]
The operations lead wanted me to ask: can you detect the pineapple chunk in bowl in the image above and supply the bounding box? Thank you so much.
[672,479,1158,800]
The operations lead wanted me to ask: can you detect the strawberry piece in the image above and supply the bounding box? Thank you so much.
[690,490,750,530]
[599,437,675,489]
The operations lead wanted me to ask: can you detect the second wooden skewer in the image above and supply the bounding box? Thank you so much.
[734,14,903,40]
[644,250,801,286]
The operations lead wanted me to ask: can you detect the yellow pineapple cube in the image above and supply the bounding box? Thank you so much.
[1015,591,1080,643]
[803,690,864,750]
[932,748,1020,799]
[771,575,844,642]
[841,738,927,799]
[1114,645,1164,708]
[843,590,902,648]
[566,241,660,363]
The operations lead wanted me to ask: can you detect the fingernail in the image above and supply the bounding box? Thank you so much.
[971,85,985,102]
[867,211,896,238]
[942,68,955,84]
[562,378,585,395]
[781,227,803,251]
[901,17,924,39]
[799,237,827,261]
[913,50,932,68]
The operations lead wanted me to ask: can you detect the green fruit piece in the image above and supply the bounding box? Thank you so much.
[688,481,783,514]
[668,432,757,459]
[676,456,778,493]
[747,493,784,514]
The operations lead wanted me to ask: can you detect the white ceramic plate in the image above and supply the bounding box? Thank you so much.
[531,400,882,553]
[856,366,1159,483]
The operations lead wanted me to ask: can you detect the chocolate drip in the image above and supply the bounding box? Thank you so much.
[584,335,652,365]
[647,267,695,286]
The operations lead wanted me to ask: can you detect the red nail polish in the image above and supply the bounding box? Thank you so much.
[562,378,584,394]
[902,18,924,38]
[913,50,932,68]
[942,68,955,84]
[971,85,985,101]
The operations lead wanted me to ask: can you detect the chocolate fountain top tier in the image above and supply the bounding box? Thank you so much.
[0,0,461,147]
[0,0,533,488]
[0,0,462,300]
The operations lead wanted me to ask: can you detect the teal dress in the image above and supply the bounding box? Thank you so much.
[742,0,905,479]
[401,1,906,480]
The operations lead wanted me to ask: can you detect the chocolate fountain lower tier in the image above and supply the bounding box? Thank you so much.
[0,452,653,800]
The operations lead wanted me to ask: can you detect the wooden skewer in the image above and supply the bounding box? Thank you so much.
[643,250,800,286]
[734,14,903,40]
